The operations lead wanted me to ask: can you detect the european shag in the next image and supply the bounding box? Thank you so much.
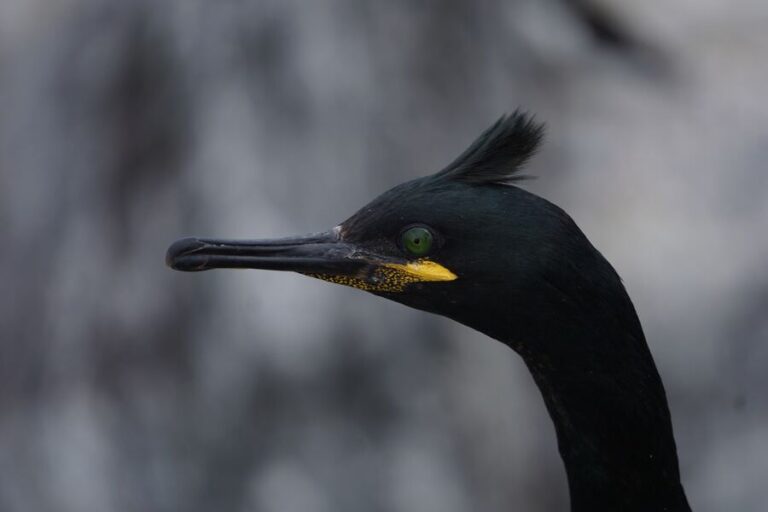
[167,112,691,511]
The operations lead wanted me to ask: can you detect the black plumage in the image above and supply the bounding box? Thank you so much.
[167,113,691,511]
[435,111,544,184]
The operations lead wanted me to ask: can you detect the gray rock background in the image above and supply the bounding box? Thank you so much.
[1,1,766,511]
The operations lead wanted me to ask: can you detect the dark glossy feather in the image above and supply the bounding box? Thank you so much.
[435,110,545,185]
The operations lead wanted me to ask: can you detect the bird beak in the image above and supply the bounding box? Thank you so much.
[166,230,457,292]
[166,230,367,274]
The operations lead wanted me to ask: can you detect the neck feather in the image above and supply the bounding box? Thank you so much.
[518,319,691,512]
[462,264,691,511]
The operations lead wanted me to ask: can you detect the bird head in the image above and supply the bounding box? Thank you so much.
[167,112,593,337]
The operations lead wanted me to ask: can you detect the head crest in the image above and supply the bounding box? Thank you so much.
[434,111,545,185]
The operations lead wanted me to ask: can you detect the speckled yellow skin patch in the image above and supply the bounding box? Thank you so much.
[305,259,457,292]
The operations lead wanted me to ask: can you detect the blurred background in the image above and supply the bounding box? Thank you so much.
[1,1,767,511]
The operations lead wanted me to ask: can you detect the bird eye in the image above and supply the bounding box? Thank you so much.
[400,226,434,257]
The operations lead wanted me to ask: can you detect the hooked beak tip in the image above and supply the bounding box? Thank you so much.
[166,237,207,271]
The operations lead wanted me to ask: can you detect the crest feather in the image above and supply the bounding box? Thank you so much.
[435,111,545,185]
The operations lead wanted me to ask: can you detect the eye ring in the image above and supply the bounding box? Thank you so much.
[399,224,438,258]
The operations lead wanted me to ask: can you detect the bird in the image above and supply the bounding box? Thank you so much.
[167,112,691,512]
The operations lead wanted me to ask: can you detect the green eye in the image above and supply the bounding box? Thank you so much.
[401,226,434,257]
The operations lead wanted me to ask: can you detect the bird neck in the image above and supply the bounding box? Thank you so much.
[520,330,691,512]
[463,276,691,511]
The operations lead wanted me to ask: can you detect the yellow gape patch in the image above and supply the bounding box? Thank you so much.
[306,259,457,293]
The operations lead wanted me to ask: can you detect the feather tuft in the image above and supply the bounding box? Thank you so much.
[435,111,545,185]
